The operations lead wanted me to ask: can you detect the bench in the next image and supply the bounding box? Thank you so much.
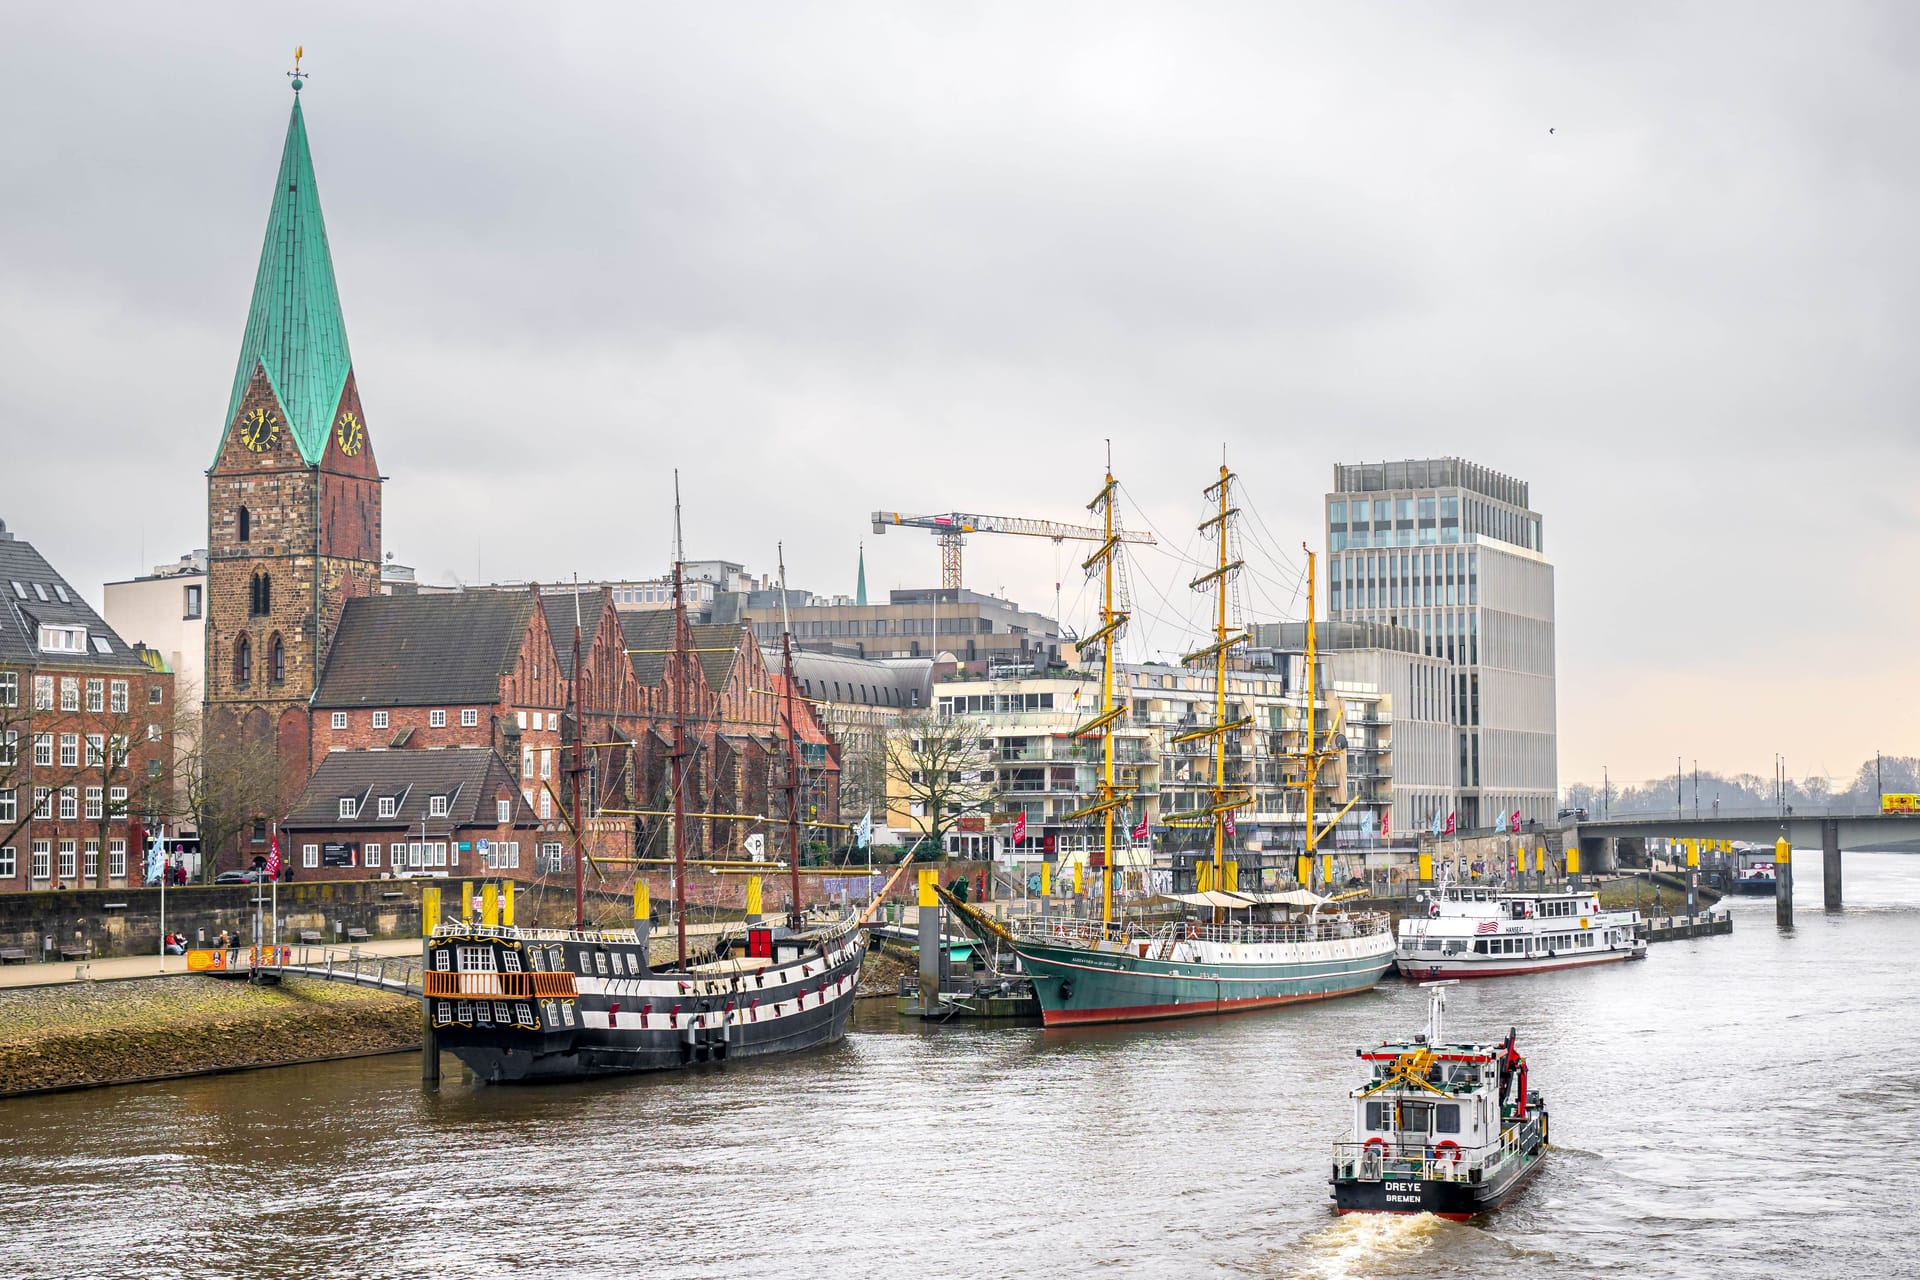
[0,947,27,964]
[297,930,324,945]
[59,946,90,961]
[345,928,371,943]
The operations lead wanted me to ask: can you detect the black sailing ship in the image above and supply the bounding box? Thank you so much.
[424,506,896,1082]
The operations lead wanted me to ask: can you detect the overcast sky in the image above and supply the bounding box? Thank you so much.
[2,3,1914,789]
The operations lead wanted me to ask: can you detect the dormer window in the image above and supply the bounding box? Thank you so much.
[378,796,397,819]
[37,625,86,653]
[428,795,448,818]
[339,798,358,819]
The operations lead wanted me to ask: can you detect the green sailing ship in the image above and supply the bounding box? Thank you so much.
[1011,460,1395,1026]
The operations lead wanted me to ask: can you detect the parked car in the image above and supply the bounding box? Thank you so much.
[213,868,271,884]
[1555,807,1591,822]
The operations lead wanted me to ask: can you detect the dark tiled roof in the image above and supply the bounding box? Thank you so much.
[284,746,537,832]
[692,623,746,691]
[539,586,608,680]
[313,593,539,709]
[0,532,146,670]
[617,610,677,686]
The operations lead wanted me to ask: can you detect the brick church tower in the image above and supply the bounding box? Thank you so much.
[205,73,382,801]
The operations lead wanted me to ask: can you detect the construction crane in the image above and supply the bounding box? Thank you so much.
[871,508,1156,591]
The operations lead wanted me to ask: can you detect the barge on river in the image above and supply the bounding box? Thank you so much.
[1330,981,1548,1219]
[1395,886,1644,980]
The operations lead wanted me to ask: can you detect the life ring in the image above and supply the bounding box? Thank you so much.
[1363,1136,1386,1154]
[1434,1140,1462,1162]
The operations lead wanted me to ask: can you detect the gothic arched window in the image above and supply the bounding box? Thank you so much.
[238,506,251,543]
[249,572,272,616]
[234,633,252,686]
[269,634,285,685]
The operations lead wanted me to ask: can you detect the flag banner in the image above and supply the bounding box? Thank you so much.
[1382,809,1391,838]
[1360,809,1375,837]
[1224,811,1236,837]
[1131,814,1149,842]
[855,809,873,849]
[1431,810,1443,836]
[264,835,282,880]
[1509,810,1522,834]
[144,832,166,885]
[1444,812,1456,836]
[1011,811,1027,845]
[1475,920,1499,934]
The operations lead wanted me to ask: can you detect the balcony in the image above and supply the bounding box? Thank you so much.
[425,971,578,1000]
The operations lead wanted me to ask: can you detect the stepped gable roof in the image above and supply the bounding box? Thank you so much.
[219,83,352,466]
[283,746,535,832]
[312,593,538,709]
[0,530,146,669]
[538,585,609,680]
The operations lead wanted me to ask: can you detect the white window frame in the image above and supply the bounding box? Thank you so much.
[539,792,552,820]
[378,796,396,819]
[364,843,381,868]
[429,709,446,728]
[372,710,389,730]
[0,846,14,878]
[331,712,348,730]
[460,708,478,728]
[0,790,13,824]
[303,843,320,868]
[34,734,51,767]
[110,679,128,713]
[86,734,104,767]
[85,786,102,819]
[516,711,527,729]
[59,787,78,820]
[110,785,127,817]
[59,734,79,767]
[33,675,54,710]
[108,839,126,879]
[0,671,15,707]
[0,730,14,768]
[497,799,511,823]
[83,839,99,881]
[540,749,551,780]
[60,677,78,711]
[33,788,51,819]
[58,840,76,879]
[32,841,50,880]
[85,679,104,712]
[546,713,558,731]
[339,798,358,819]
[429,795,448,818]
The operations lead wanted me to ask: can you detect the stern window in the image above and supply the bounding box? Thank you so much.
[1435,1105,1461,1134]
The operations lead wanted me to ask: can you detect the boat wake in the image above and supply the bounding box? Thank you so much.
[1285,1213,1455,1278]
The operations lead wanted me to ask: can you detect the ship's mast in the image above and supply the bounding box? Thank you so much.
[671,473,689,970]
[1179,462,1248,921]
[1303,546,1319,890]
[777,544,803,930]
[1071,448,1129,931]
[570,575,586,930]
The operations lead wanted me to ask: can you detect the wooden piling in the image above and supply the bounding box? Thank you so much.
[1822,821,1842,911]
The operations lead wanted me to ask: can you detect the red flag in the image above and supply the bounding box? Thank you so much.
[1443,812,1456,836]
[1510,810,1522,834]
[1130,813,1149,842]
[264,835,282,880]
[1381,809,1391,838]
[1224,810,1236,837]
[1011,811,1027,845]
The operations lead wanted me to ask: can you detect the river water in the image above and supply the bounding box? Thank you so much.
[3,853,1916,1280]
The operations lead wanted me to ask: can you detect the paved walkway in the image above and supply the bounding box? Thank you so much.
[0,938,426,990]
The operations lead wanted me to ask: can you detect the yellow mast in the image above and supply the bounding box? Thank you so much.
[1070,457,1130,931]
[1172,462,1250,921]
[1303,548,1317,890]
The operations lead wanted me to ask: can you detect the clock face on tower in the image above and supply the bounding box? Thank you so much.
[238,407,281,452]
[335,410,365,457]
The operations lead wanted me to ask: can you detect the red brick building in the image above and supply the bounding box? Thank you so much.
[0,524,175,890]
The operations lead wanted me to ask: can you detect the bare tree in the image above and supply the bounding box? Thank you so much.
[886,712,991,857]
[177,713,281,882]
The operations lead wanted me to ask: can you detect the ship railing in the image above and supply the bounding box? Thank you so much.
[423,971,579,1000]
[431,923,644,944]
[1014,914,1388,948]
[1178,916,1390,946]
[1331,1119,1541,1182]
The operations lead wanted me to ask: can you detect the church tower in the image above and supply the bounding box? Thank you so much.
[205,69,382,796]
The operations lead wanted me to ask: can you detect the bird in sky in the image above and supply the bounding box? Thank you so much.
[1549,127,1557,134]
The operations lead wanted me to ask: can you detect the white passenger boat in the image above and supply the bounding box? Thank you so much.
[1394,886,1645,980]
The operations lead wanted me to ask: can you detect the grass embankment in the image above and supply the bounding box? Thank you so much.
[0,975,419,1097]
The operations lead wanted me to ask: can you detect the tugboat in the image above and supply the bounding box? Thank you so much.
[1396,885,1645,979]
[1330,981,1548,1219]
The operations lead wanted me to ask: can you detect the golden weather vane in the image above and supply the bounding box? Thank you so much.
[288,46,306,88]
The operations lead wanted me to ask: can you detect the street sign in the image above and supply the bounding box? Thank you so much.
[746,833,766,861]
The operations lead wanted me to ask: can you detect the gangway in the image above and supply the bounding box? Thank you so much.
[187,944,425,996]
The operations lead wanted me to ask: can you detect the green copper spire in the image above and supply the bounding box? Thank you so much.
[221,81,352,464]
[855,542,868,606]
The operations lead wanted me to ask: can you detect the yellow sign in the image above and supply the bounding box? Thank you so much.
[1883,794,1919,814]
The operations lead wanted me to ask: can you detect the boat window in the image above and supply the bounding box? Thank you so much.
[433,950,452,971]
[457,945,496,973]
[562,1003,576,1027]
[528,948,546,972]
[1435,1105,1461,1134]
[548,946,566,971]
[494,1002,512,1024]
[502,951,523,973]
[594,953,609,976]
[1365,1100,1384,1129]
[608,952,625,976]
[1397,1104,1431,1133]
[1473,940,1488,954]
[471,1001,487,1024]
[517,1003,536,1027]
[576,948,595,971]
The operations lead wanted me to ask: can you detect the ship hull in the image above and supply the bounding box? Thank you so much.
[1014,936,1394,1027]
[1393,945,1643,981]
[1728,879,1777,896]
[429,926,867,1084]
[1331,1143,1545,1220]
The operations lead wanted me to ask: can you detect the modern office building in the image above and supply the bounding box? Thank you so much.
[1324,458,1556,830]
[730,587,1067,670]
